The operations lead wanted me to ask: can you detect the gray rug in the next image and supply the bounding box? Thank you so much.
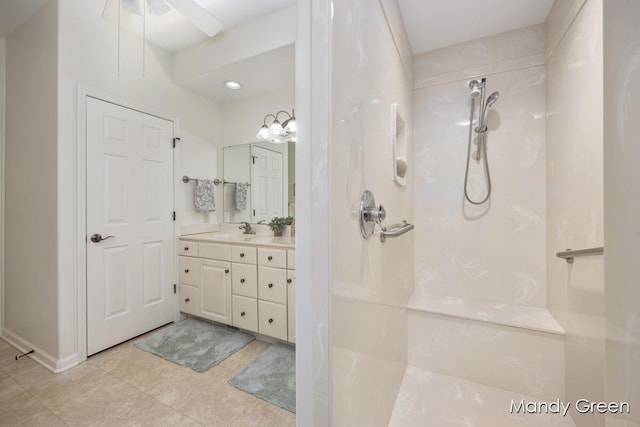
[133,318,254,372]
[229,342,296,413]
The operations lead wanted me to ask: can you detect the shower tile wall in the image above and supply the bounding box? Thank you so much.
[330,0,414,426]
[546,1,605,425]
[413,27,547,308]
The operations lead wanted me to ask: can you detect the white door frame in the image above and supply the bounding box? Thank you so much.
[0,106,5,335]
[76,86,181,362]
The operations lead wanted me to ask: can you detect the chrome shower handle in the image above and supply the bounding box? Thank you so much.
[380,221,414,242]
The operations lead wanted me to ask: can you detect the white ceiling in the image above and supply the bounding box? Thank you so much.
[194,0,295,30]
[397,0,555,55]
[1,0,556,104]
[180,44,294,103]
[0,0,49,37]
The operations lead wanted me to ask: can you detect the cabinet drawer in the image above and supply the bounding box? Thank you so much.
[179,284,199,315]
[232,295,258,333]
[199,243,231,261]
[178,241,198,257]
[258,267,287,304]
[232,246,257,264]
[258,248,287,268]
[179,256,200,286]
[232,263,257,298]
[287,270,295,343]
[258,300,288,341]
[287,250,295,270]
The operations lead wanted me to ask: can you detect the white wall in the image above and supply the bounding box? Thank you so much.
[603,1,640,425]
[221,87,295,146]
[545,1,605,425]
[56,0,223,361]
[4,0,59,360]
[179,130,219,228]
[413,26,548,308]
[330,0,414,425]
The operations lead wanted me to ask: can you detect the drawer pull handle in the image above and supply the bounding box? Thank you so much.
[225,269,230,274]
[268,283,273,288]
[241,311,246,317]
[268,256,273,261]
[184,247,189,251]
[185,269,189,273]
[240,278,245,283]
[185,298,190,302]
[287,278,292,284]
[240,253,245,258]
[268,318,274,324]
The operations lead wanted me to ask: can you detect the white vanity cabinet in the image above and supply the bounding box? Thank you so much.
[178,236,295,343]
[178,242,232,325]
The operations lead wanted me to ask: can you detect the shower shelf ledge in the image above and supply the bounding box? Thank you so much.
[408,292,565,336]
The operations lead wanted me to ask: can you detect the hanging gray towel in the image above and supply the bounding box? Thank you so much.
[194,179,216,212]
[235,182,248,210]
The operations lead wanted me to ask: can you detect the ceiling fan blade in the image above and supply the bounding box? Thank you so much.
[164,0,223,37]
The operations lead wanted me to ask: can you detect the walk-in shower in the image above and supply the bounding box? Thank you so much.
[464,78,500,205]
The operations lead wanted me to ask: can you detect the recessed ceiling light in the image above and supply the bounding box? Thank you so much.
[224,81,242,90]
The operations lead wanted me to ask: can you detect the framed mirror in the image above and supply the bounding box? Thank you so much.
[223,141,295,224]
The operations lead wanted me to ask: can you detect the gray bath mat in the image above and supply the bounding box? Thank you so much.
[229,343,296,413]
[134,318,254,373]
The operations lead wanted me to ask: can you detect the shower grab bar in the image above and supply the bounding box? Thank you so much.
[380,220,414,242]
[556,247,604,264]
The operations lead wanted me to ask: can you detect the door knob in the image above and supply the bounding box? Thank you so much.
[90,234,115,243]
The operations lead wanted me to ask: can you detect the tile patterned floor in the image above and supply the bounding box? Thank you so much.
[0,330,296,426]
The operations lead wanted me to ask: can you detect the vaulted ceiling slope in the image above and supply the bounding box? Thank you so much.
[397,0,555,55]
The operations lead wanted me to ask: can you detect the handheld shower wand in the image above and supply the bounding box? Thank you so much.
[464,79,499,205]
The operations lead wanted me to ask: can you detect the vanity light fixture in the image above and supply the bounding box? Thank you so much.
[256,109,296,143]
[224,81,242,90]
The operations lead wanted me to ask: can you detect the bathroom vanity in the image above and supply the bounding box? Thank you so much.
[177,233,296,343]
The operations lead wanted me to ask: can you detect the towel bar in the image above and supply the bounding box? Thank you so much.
[182,176,222,185]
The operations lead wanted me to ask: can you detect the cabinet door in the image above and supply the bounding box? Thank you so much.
[232,263,258,298]
[179,284,199,315]
[258,248,287,269]
[287,271,295,343]
[232,295,258,333]
[179,256,200,286]
[258,300,288,341]
[258,266,287,304]
[199,259,232,325]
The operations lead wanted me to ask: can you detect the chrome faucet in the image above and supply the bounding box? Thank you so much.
[238,222,256,234]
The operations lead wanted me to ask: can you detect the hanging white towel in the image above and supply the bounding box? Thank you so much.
[194,179,216,212]
[235,182,248,210]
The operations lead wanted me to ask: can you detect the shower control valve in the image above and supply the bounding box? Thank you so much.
[363,204,386,223]
[359,190,387,239]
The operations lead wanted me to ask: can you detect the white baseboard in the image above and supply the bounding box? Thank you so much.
[1,328,79,373]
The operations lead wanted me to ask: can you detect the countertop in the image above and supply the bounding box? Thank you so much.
[179,232,295,249]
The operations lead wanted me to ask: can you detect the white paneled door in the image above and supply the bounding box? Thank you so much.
[86,97,175,355]
[251,145,284,223]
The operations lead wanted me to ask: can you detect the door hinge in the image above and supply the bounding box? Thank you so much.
[173,284,177,294]
[173,137,181,148]
[172,211,176,221]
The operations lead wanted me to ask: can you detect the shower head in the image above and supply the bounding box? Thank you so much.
[468,79,483,98]
[486,91,500,107]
